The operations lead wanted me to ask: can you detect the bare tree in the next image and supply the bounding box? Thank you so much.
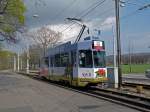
[29,44,42,69]
[29,26,62,56]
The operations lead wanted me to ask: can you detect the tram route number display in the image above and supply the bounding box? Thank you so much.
[82,72,92,78]
[79,69,94,78]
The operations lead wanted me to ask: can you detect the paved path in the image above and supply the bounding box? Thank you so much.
[0,71,140,112]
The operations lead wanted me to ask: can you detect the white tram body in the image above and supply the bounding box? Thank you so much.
[40,36,108,87]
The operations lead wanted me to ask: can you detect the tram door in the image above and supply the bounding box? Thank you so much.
[71,51,77,80]
[50,56,54,77]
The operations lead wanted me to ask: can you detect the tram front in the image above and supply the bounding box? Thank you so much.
[77,38,107,87]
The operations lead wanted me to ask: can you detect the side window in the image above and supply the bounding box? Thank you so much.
[54,54,60,67]
[60,53,69,67]
[50,56,54,67]
[44,57,49,67]
[79,50,92,68]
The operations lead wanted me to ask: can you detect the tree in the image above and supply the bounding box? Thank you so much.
[0,0,26,42]
[0,50,14,70]
[0,42,2,50]
[29,26,62,56]
[29,44,42,69]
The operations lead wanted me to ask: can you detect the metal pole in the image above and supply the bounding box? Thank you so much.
[20,58,22,71]
[26,44,29,73]
[17,53,20,71]
[14,56,16,71]
[112,24,119,88]
[112,25,116,68]
[129,40,132,73]
[115,0,122,89]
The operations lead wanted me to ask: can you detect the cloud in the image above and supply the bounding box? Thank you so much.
[100,16,115,30]
[102,16,115,25]
[28,16,116,43]
[24,0,114,28]
[27,23,81,43]
[85,16,115,31]
[49,23,81,42]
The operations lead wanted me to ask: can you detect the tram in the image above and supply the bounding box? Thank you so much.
[39,35,108,87]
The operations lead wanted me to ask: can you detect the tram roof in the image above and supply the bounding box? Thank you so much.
[46,35,104,56]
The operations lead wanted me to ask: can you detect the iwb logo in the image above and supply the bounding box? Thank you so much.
[82,73,92,77]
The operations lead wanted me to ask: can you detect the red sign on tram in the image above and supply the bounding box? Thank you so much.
[92,41,105,50]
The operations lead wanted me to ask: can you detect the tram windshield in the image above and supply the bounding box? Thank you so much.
[93,51,106,68]
[79,50,106,68]
[79,50,92,68]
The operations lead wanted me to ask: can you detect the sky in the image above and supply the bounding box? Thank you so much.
[8,0,150,55]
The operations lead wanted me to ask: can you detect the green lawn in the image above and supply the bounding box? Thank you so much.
[122,64,150,74]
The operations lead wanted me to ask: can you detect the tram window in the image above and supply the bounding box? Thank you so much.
[79,50,92,68]
[60,53,69,67]
[93,51,106,68]
[50,57,54,67]
[54,54,60,67]
[44,57,49,67]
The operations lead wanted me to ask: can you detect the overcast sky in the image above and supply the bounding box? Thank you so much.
[8,0,150,55]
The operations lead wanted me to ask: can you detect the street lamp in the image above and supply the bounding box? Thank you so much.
[33,14,39,18]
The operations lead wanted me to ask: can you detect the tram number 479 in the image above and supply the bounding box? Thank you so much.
[82,73,92,78]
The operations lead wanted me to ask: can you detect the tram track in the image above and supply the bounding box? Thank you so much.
[18,72,150,112]
[86,89,150,112]
[122,77,150,89]
[122,82,150,90]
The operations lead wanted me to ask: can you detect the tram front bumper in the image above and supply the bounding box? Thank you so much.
[78,77,108,87]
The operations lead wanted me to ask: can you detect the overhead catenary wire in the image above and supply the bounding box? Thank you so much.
[53,0,103,31]
[63,2,150,43]
[62,8,114,36]
[51,0,78,29]
[60,2,115,43]
[52,0,78,20]
[121,3,150,20]
[60,0,107,33]
[79,0,107,18]
[74,0,107,18]
[96,2,150,31]
[57,0,107,32]
[33,0,77,32]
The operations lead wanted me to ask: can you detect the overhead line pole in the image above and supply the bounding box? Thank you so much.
[115,0,122,89]
[14,55,16,71]
[114,2,150,89]
[17,53,20,72]
[26,44,29,74]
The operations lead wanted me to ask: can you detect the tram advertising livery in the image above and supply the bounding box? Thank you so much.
[39,35,107,87]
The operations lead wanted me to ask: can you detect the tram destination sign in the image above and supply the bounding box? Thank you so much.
[92,40,105,50]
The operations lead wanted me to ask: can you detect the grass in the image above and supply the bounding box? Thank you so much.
[122,64,150,74]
